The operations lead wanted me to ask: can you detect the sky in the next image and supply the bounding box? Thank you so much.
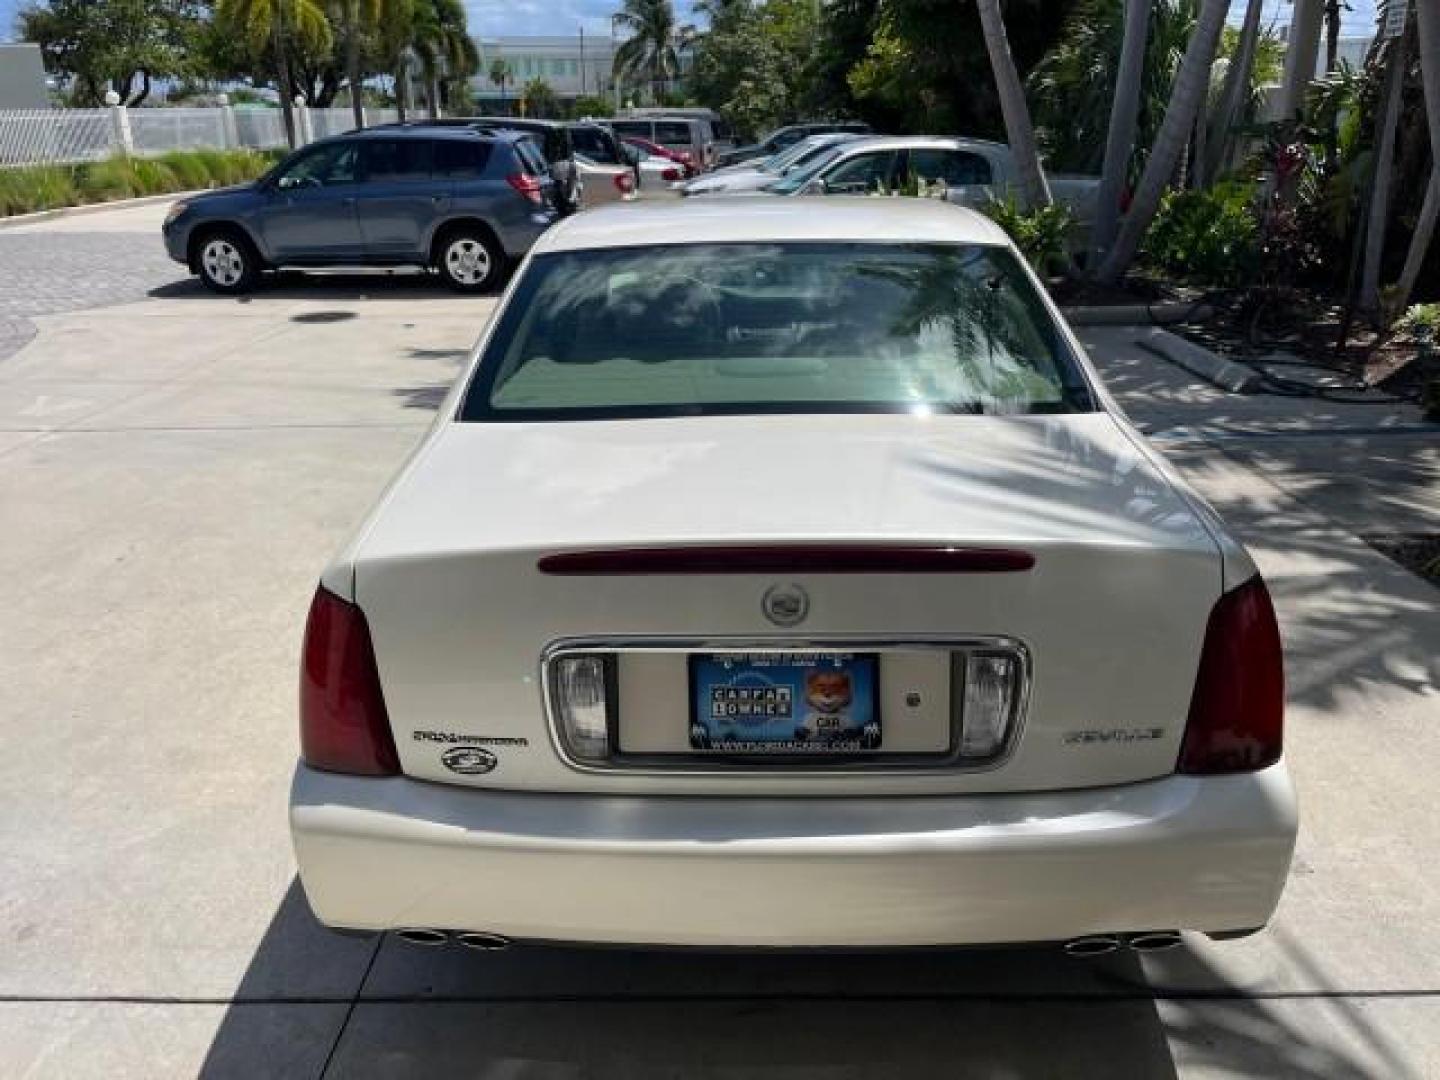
[0,0,1385,47]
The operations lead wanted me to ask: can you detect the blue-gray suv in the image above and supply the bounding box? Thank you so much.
[162,127,558,294]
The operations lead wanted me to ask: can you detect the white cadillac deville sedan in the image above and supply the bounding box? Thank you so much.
[291,199,1298,952]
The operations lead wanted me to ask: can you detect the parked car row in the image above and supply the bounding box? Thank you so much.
[162,114,1098,295]
[680,133,1100,228]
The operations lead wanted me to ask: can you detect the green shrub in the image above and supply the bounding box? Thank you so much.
[191,148,243,186]
[0,166,80,214]
[1,148,278,218]
[1143,181,1260,287]
[983,193,1078,276]
[158,150,214,189]
[1396,303,1440,341]
[77,157,139,201]
[129,157,179,195]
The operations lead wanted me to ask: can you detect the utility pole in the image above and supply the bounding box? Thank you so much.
[580,24,587,96]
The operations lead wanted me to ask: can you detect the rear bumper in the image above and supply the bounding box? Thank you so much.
[290,762,1297,948]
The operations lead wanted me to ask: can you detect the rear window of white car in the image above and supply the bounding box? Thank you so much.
[460,242,1095,420]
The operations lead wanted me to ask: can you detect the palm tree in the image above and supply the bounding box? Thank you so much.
[376,0,417,121]
[975,0,1051,209]
[1203,0,1263,185]
[1324,0,1343,73]
[413,0,479,118]
[1095,0,1229,284]
[1276,0,1325,119]
[1089,0,1151,266]
[489,57,513,109]
[613,0,682,104]
[1029,0,1202,175]
[332,0,380,128]
[1394,0,1440,315]
[1361,26,1410,312]
[217,0,332,148]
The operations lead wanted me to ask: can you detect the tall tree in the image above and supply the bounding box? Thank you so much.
[613,0,683,103]
[488,57,513,107]
[1096,0,1229,283]
[217,0,332,147]
[20,0,204,106]
[975,0,1051,207]
[1276,0,1325,118]
[1324,0,1344,73]
[412,0,478,118]
[1361,25,1410,311]
[376,0,416,121]
[1089,0,1151,266]
[1396,0,1440,313]
[1203,0,1263,185]
[331,0,379,127]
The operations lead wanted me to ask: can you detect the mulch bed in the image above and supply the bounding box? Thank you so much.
[1051,274,1433,403]
[1362,535,1440,589]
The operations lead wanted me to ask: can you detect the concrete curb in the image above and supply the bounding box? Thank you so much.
[1062,301,1214,326]
[1133,326,1264,394]
[0,190,200,231]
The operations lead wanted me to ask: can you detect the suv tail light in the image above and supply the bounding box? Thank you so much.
[300,586,399,776]
[661,166,680,183]
[614,171,635,195]
[1178,575,1284,775]
[507,172,543,205]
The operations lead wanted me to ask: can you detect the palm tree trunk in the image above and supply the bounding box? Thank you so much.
[1096,0,1229,285]
[1360,33,1408,312]
[1394,0,1440,315]
[1090,0,1151,268]
[975,0,1052,209]
[1191,102,1207,190]
[346,3,364,129]
[395,58,409,122]
[1204,0,1264,185]
[1397,173,1440,311]
[1277,0,1325,119]
[273,10,297,148]
[1325,0,1341,73]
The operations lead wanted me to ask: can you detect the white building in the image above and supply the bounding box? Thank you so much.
[472,36,621,108]
[0,44,49,109]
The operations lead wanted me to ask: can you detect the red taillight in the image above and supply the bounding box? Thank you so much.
[299,586,399,776]
[1178,575,1284,775]
[506,172,543,205]
[662,166,680,182]
[614,171,635,194]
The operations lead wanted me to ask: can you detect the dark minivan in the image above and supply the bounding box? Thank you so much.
[162,127,558,294]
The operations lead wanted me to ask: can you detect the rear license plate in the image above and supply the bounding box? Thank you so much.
[688,652,880,754]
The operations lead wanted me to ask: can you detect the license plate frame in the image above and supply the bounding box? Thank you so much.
[687,651,881,755]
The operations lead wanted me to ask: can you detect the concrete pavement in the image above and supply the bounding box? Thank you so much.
[1,201,1437,1077]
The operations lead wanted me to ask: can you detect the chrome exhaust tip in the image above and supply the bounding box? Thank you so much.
[455,931,512,952]
[1063,934,1120,957]
[1128,930,1183,953]
[394,927,449,947]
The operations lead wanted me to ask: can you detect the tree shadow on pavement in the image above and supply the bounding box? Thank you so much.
[198,881,1402,1079]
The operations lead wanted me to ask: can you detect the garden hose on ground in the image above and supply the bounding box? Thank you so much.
[1142,287,1427,406]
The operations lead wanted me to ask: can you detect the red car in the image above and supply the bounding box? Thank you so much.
[621,136,697,177]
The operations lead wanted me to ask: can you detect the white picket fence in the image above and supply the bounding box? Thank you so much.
[0,102,404,167]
